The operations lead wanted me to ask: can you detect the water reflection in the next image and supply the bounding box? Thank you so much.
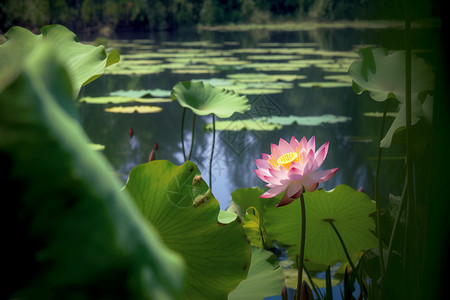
[80,25,438,209]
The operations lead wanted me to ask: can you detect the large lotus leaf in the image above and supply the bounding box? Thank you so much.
[264,185,378,267]
[0,24,119,96]
[171,81,251,118]
[348,47,434,147]
[123,160,252,300]
[228,247,284,300]
[1,44,183,299]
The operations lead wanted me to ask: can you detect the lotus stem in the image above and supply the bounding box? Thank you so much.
[209,114,216,188]
[296,192,307,300]
[325,266,333,300]
[404,3,417,295]
[375,100,389,279]
[188,113,196,161]
[181,108,186,161]
[327,220,356,271]
[385,176,407,270]
[303,264,324,300]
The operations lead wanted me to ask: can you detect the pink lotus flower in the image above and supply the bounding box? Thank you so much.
[254,136,338,206]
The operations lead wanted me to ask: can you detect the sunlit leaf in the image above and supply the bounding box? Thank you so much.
[228,247,284,300]
[171,81,251,118]
[0,25,119,96]
[124,160,252,299]
[264,185,378,267]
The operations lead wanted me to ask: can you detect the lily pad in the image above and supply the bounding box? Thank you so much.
[104,105,163,113]
[227,73,306,82]
[0,25,119,96]
[204,119,282,131]
[348,47,435,147]
[298,81,352,88]
[80,96,171,104]
[123,160,252,299]
[110,88,171,98]
[261,114,352,126]
[264,185,378,266]
[171,81,251,118]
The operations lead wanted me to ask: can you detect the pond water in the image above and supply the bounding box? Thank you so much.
[79,23,439,210]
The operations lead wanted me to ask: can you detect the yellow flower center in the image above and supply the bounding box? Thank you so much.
[276,152,298,169]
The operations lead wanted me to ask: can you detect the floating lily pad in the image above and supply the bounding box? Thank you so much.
[298,81,352,88]
[227,73,306,82]
[204,119,282,131]
[261,114,352,126]
[110,88,171,98]
[171,81,250,118]
[123,161,251,299]
[104,105,162,113]
[264,185,378,266]
[80,96,171,104]
[246,54,303,60]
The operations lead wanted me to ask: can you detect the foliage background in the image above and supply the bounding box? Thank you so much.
[0,0,440,34]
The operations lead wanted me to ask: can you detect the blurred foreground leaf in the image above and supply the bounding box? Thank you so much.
[1,43,184,299]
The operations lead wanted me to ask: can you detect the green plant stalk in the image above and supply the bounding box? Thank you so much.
[181,108,187,161]
[188,113,197,161]
[296,192,307,300]
[325,266,333,300]
[327,220,356,271]
[385,176,407,270]
[375,101,389,280]
[303,264,324,300]
[404,2,417,296]
[209,114,215,188]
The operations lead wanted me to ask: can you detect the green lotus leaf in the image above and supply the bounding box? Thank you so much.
[228,247,284,300]
[264,185,378,267]
[123,160,252,299]
[348,47,435,147]
[171,81,251,118]
[229,188,281,248]
[1,43,183,299]
[0,24,119,96]
[348,47,434,103]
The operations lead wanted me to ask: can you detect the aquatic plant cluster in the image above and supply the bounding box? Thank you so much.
[0,21,446,300]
